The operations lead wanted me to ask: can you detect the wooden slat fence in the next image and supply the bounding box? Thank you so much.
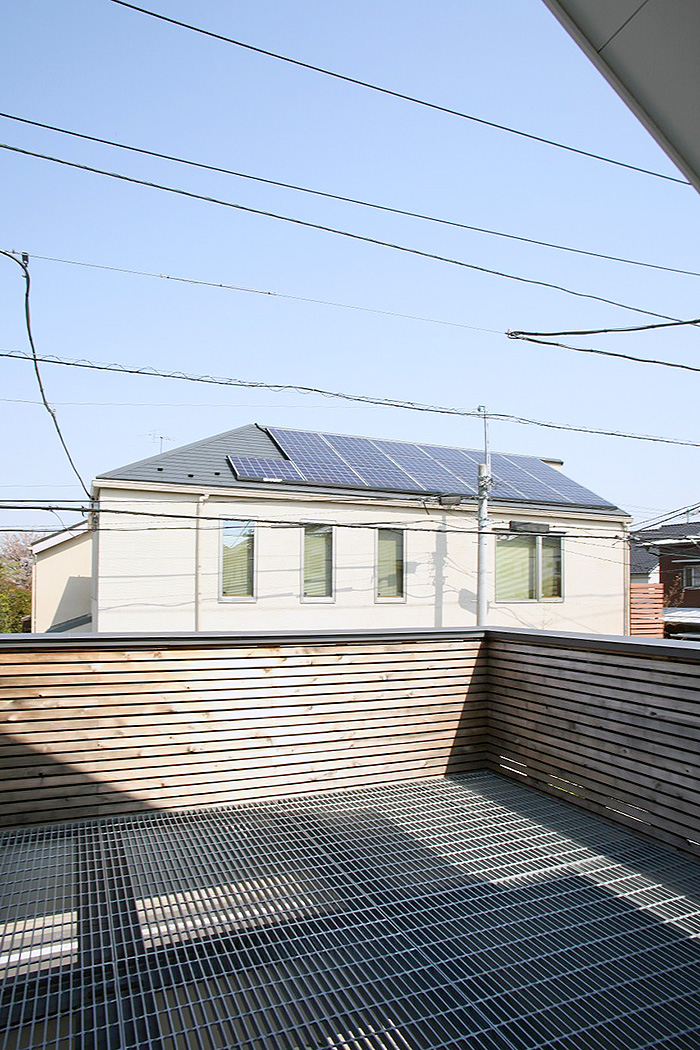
[487,630,700,857]
[0,632,487,827]
[4,628,700,858]
[630,582,665,637]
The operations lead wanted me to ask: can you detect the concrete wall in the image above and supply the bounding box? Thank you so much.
[33,531,93,633]
[94,484,627,635]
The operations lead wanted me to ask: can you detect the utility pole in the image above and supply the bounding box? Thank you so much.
[476,405,492,627]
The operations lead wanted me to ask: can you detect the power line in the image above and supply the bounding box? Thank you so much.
[3,346,700,450]
[0,397,371,409]
[485,412,700,448]
[633,501,700,530]
[2,111,698,279]
[0,502,628,541]
[1,248,502,335]
[0,143,681,322]
[1,143,684,321]
[510,317,700,338]
[0,252,90,497]
[102,0,688,187]
[507,333,700,377]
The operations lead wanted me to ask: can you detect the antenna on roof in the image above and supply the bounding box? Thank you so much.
[148,431,173,454]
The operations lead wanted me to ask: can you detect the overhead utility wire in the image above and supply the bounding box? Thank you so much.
[0,143,679,322]
[103,0,687,186]
[510,317,700,338]
[2,112,697,279]
[1,249,501,335]
[3,347,700,450]
[0,503,627,543]
[0,251,90,498]
[633,500,700,530]
[507,333,700,376]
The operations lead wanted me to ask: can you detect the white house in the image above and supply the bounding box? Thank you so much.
[33,424,631,634]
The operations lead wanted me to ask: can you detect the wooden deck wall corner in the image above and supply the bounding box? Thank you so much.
[3,628,700,860]
[486,629,700,857]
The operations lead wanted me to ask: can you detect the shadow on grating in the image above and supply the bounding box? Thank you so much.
[2,772,700,1050]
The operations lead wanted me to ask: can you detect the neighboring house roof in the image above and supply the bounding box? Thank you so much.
[633,522,700,546]
[97,423,625,512]
[32,522,89,555]
[629,542,658,576]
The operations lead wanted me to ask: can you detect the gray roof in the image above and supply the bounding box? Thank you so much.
[629,542,659,576]
[97,423,624,511]
[633,522,700,543]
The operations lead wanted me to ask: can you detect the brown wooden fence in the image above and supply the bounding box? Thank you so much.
[487,629,700,857]
[630,581,665,636]
[0,631,487,827]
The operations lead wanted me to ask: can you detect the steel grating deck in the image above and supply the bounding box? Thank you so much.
[2,773,700,1050]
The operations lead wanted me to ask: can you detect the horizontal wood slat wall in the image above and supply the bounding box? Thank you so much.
[487,633,700,857]
[4,628,700,856]
[630,582,665,637]
[0,636,486,826]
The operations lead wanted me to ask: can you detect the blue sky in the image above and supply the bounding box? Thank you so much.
[2,0,700,533]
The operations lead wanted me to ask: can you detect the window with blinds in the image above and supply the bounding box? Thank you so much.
[377,528,404,599]
[221,521,255,598]
[496,533,562,602]
[303,524,333,598]
[540,535,563,599]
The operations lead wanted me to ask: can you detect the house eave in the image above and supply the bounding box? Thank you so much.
[32,521,90,555]
[93,476,628,522]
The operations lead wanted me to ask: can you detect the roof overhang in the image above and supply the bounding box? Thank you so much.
[94,477,629,521]
[32,521,89,555]
[541,0,700,193]
[634,536,700,548]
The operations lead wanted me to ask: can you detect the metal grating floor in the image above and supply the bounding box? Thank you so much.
[2,773,700,1050]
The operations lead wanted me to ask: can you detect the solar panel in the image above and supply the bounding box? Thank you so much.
[229,428,619,509]
[372,440,477,493]
[266,429,367,488]
[503,455,613,505]
[418,446,485,496]
[493,455,608,506]
[228,456,306,483]
[323,434,429,493]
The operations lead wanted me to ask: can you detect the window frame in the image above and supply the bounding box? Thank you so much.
[219,519,257,602]
[494,531,564,604]
[300,522,336,603]
[375,527,406,603]
[682,565,700,589]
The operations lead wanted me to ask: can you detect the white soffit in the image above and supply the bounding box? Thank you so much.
[541,0,700,193]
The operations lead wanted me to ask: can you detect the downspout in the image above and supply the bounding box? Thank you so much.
[194,494,210,631]
[622,521,631,636]
[30,555,36,632]
[90,491,99,633]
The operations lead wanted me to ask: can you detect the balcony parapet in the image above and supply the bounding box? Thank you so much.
[1,627,700,856]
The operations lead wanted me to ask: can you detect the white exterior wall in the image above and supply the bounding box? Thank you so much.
[94,484,628,635]
[33,531,93,633]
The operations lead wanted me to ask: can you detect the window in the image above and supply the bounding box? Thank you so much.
[377,528,404,599]
[221,521,255,598]
[682,565,700,588]
[496,533,562,602]
[303,524,333,599]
